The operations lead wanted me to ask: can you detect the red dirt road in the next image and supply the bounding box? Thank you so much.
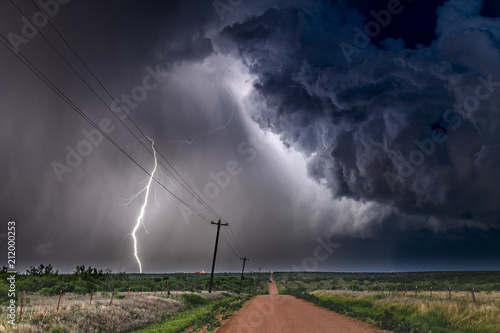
[216,283,390,333]
[268,282,279,296]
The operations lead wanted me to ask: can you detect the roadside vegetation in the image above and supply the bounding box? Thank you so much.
[275,271,500,293]
[0,265,267,300]
[131,293,249,333]
[0,265,265,332]
[286,290,500,332]
[3,266,499,332]
[282,271,500,333]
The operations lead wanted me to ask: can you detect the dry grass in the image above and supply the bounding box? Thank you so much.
[315,290,500,332]
[0,291,227,332]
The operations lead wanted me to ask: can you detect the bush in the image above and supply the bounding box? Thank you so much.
[38,286,60,296]
[180,294,209,307]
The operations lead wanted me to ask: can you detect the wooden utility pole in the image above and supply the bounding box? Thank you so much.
[239,257,249,294]
[249,270,253,294]
[209,220,228,293]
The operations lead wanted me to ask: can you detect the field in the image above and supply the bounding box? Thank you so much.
[0,265,265,332]
[2,268,500,332]
[278,271,500,333]
[273,271,500,293]
[1,291,250,332]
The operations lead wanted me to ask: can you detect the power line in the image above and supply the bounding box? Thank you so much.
[227,225,247,257]
[20,0,238,230]
[6,1,249,259]
[221,228,245,258]
[0,34,213,225]
[219,231,243,258]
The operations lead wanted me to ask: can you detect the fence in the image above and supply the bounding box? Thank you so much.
[16,286,202,322]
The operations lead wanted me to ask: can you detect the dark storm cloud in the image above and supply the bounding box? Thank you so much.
[215,0,500,232]
[2,0,500,274]
[0,0,235,273]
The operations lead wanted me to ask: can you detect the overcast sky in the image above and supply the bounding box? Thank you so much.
[1,0,500,274]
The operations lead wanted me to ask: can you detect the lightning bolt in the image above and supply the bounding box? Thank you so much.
[131,136,158,273]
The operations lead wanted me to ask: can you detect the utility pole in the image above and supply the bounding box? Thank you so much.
[208,219,228,293]
[239,257,249,294]
[249,270,253,294]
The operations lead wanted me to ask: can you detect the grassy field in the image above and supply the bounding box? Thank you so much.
[302,290,500,332]
[274,271,500,293]
[3,268,499,332]
[0,292,239,332]
[130,294,249,333]
[276,271,500,332]
[0,265,266,332]
[267,272,499,332]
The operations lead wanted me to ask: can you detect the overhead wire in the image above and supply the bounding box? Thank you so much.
[6,0,249,259]
[20,0,236,228]
[0,33,213,225]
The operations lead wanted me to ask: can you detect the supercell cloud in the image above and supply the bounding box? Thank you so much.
[1,0,500,273]
[213,0,500,232]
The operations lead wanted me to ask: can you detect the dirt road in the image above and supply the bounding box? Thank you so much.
[216,283,389,333]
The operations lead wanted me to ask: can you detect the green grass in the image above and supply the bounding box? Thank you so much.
[262,283,269,294]
[274,271,500,293]
[276,282,285,294]
[285,289,500,333]
[131,295,249,333]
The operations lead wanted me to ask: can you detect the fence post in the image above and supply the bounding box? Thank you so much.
[140,287,143,298]
[415,286,418,299]
[19,291,25,322]
[448,287,451,301]
[57,290,62,312]
[109,289,115,306]
[430,287,432,301]
[126,288,130,300]
[89,289,94,306]
[471,288,477,307]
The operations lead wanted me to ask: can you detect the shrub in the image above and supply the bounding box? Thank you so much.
[180,294,209,307]
[38,286,60,296]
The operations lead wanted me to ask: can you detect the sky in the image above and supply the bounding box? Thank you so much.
[1,0,500,274]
